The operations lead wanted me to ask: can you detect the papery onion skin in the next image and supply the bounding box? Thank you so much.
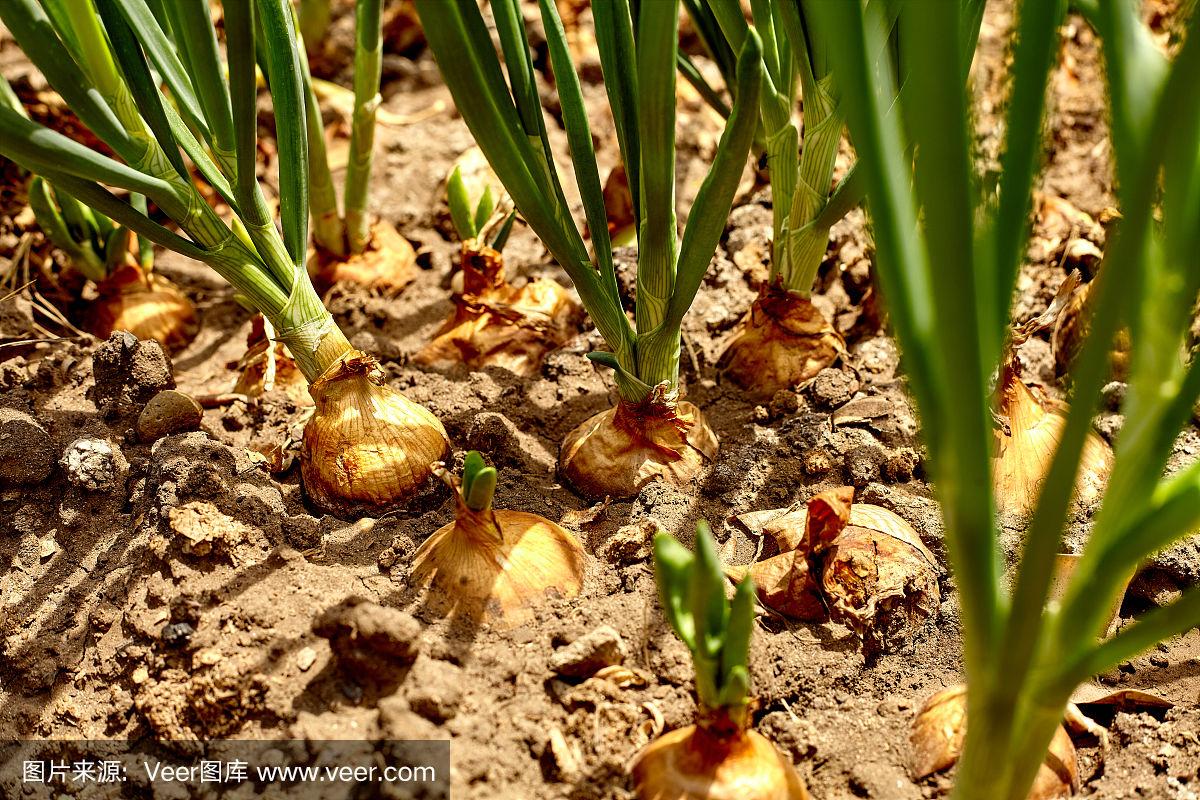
[311,221,418,297]
[560,399,718,500]
[415,243,580,376]
[301,351,449,518]
[87,263,199,354]
[993,365,1113,519]
[632,723,810,800]
[411,502,584,627]
[1051,280,1131,381]
[232,315,309,403]
[910,685,1078,800]
[718,283,845,400]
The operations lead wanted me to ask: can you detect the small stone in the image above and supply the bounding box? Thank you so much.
[598,520,654,564]
[60,438,128,491]
[549,626,627,678]
[845,444,886,488]
[769,390,801,418]
[0,408,55,486]
[809,368,860,409]
[136,390,203,443]
[1101,381,1127,411]
[296,647,317,672]
[1149,654,1169,669]
[160,622,194,648]
[405,655,464,722]
[803,448,835,476]
[885,447,921,483]
[91,332,174,417]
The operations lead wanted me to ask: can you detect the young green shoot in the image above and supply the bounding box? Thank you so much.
[634,523,808,799]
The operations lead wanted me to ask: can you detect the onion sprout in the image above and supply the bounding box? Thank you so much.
[808,1,1200,797]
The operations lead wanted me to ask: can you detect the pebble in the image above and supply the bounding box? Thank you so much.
[60,438,128,491]
[809,367,860,409]
[160,622,195,648]
[549,626,627,678]
[296,647,317,672]
[136,390,203,443]
[0,408,55,485]
[405,655,464,722]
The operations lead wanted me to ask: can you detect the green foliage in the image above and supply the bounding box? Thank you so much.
[0,0,346,380]
[460,451,498,513]
[653,523,756,712]
[806,1,1200,798]
[415,0,763,404]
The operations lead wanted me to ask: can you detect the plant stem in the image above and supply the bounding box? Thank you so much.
[344,0,382,254]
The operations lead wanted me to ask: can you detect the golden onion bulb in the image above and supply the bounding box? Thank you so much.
[993,366,1113,519]
[718,284,845,400]
[87,263,199,354]
[301,351,449,517]
[311,222,418,297]
[632,724,810,800]
[415,243,580,376]
[560,399,718,500]
[411,496,584,627]
[910,685,1078,800]
[1050,280,1131,381]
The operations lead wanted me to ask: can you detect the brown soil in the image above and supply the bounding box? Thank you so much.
[2,3,1198,799]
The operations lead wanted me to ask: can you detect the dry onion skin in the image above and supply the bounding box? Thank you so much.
[415,242,580,376]
[910,685,1078,800]
[730,488,940,653]
[86,263,199,354]
[310,221,418,297]
[411,453,584,626]
[232,315,309,404]
[632,721,810,800]
[301,350,450,518]
[992,363,1113,519]
[718,283,845,399]
[560,396,718,500]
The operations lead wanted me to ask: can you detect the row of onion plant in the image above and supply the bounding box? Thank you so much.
[414,0,763,500]
[0,0,449,518]
[0,76,198,353]
[806,0,1200,797]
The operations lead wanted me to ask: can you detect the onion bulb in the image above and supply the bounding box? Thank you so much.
[718,283,845,399]
[410,453,584,626]
[729,488,940,653]
[992,363,1113,519]
[232,315,309,404]
[910,685,1078,799]
[560,397,718,500]
[86,263,198,354]
[301,350,450,517]
[311,222,418,297]
[415,242,580,376]
[632,718,810,800]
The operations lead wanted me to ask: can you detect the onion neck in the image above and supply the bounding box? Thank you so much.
[268,276,354,383]
[460,243,506,296]
[696,703,750,740]
[453,494,504,548]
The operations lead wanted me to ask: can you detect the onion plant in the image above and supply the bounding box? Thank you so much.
[697,0,853,398]
[414,166,578,377]
[634,523,808,799]
[0,0,448,517]
[1,76,197,352]
[806,1,1200,797]
[415,0,762,499]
